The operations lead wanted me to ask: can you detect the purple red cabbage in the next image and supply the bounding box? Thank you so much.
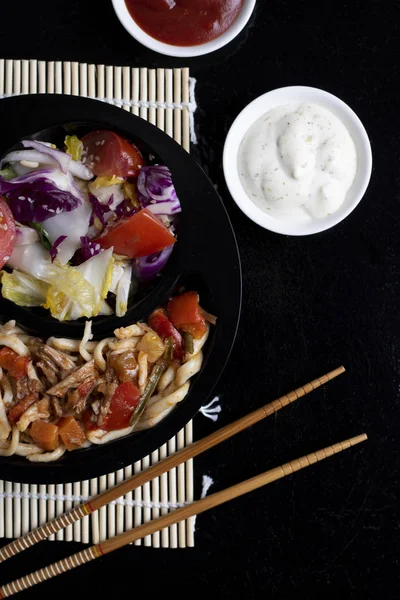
[0,169,82,222]
[50,235,67,262]
[132,245,174,282]
[115,198,137,219]
[74,236,102,265]
[88,193,111,228]
[137,165,181,215]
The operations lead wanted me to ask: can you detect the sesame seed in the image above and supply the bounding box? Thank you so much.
[3,224,8,231]
[18,196,26,201]
[3,255,9,261]
[95,156,100,162]
[95,141,101,146]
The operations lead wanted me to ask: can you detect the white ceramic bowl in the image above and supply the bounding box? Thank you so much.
[223,86,373,236]
[111,0,256,57]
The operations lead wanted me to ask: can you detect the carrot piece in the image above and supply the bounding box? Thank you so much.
[30,420,59,451]
[8,394,38,425]
[58,415,86,451]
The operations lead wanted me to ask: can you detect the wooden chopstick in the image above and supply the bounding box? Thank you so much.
[0,432,367,598]
[0,366,344,564]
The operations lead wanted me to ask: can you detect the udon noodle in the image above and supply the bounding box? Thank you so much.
[0,297,211,463]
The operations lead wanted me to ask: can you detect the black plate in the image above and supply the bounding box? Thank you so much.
[0,94,241,483]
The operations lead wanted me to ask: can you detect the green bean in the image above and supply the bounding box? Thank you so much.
[164,336,173,361]
[183,332,194,354]
[129,361,167,426]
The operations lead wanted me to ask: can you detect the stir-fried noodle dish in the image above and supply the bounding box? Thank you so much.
[0,291,215,463]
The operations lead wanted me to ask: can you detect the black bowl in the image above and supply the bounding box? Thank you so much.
[0,94,241,483]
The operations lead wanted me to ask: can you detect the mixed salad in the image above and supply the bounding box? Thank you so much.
[0,131,181,320]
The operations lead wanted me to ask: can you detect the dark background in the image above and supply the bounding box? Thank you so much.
[1,0,399,598]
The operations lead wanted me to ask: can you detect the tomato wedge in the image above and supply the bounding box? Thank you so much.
[83,381,140,432]
[0,197,16,269]
[0,347,30,379]
[167,291,207,339]
[148,308,184,359]
[97,208,176,258]
[82,130,144,178]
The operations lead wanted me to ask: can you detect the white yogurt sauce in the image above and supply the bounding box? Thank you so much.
[238,103,357,222]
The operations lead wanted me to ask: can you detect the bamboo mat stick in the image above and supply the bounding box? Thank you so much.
[64,483,73,542]
[4,483,11,539]
[55,484,63,542]
[47,62,54,94]
[0,367,344,563]
[47,485,55,542]
[29,484,37,537]
[80,63,88,98]
[12,484,20,539]
[182,68,190,153]
[89,478,99,544]
[0,433,367,599]
[185,420,195,546]
[13,61,21,96]
[159,439,169,547]
[21,484,29,538]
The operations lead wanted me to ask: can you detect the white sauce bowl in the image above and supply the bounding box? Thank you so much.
[111,0,256,58]
[223,86,373,236]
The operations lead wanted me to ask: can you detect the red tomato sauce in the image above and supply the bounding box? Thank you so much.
[125,0,244,47]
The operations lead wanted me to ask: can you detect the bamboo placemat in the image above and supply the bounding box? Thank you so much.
[0,58,198,548]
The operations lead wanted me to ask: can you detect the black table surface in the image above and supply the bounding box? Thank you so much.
[1,1,399,598]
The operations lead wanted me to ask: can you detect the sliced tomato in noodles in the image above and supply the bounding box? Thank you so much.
[82,130,144,178]
[148,308,184,359]
[0,196,16,269]
[167,291,208,339]
[83,381,140,432]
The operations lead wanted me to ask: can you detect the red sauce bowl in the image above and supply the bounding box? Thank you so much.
[111,0,256,57]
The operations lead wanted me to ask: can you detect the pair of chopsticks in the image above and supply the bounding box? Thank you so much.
[0,365,367,598]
